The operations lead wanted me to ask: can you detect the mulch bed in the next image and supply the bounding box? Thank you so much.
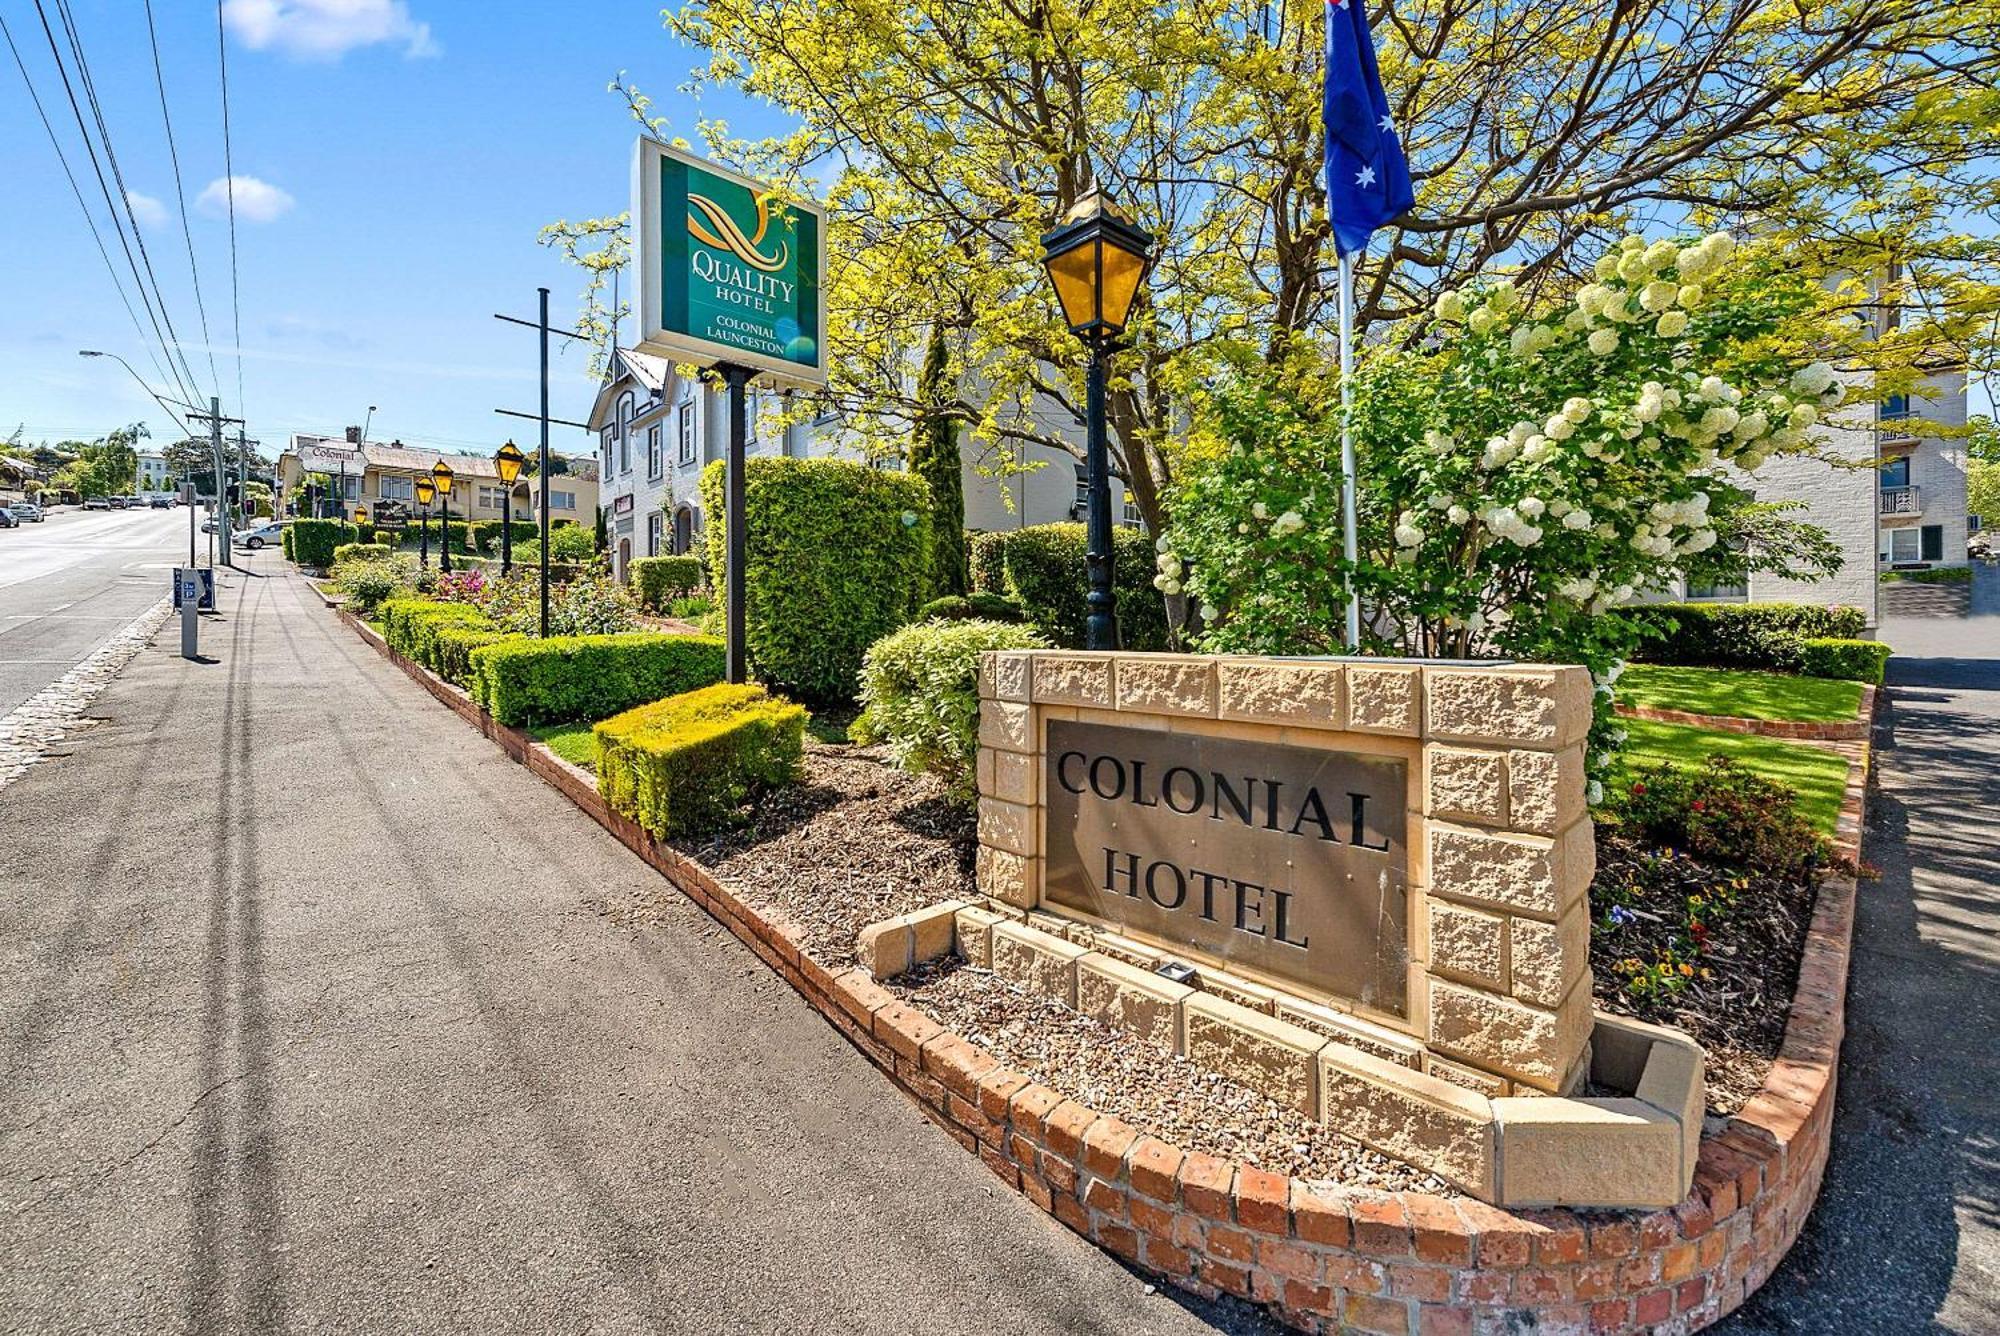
[1587,833,1819,1117]
[691,743,979,969]
[890,956,1453,1194]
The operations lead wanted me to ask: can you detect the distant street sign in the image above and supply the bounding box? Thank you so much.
[172,566,216,612]
[632,138,826,387]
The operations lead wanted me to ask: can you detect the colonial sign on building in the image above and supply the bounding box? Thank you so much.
[631,138,826,386]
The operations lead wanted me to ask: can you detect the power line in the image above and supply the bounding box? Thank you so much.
[21,0,205,413]
[215,0,246,426]
[47,0,211,404]
[142,0,220,394]
[0,13,180,398]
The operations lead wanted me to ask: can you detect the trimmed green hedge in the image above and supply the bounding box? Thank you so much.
[471,519,538,555]
[595,683,806,839]
[1798,637,1891,684]
[700,456,931,702]
[1620,602,1868,672]
[332,542,391,566]
[468,631,727,726]
[281,527,295,560]
[854,619,1052,797]
[290,519,359,568]
[969,523,1169,650]
[631,555,707,610]
[917,592,1028,624]
[434,625,522,688]
[379,599,491,668]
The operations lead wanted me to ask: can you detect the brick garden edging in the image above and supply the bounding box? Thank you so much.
[1615,685,1876,742]
[331,600,1868,1334]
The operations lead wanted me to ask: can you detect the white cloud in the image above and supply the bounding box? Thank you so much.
[126,191,169,228]
[197,176,296,224]
[222,0,437,61]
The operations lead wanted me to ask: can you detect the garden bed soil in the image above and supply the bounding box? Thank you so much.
[1588,832,1819,1116]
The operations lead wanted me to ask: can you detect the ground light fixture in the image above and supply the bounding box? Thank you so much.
[1038,190,1155,651]
[494,440,526,575]
[431,459,456,574]
[413,476,436,569]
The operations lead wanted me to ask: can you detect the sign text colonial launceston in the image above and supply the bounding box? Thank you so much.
[631,138,827,386]
[1043,720,1409,1016]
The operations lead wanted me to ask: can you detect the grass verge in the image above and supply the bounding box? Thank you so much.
[1618,664,1863,724]
[1610,718,1851,834]
[530,720,597,770]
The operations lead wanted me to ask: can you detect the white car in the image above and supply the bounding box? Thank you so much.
[6,501,43,523]
[231,520,287,550]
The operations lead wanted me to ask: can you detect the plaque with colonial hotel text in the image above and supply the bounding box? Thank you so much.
[1042,719,1409,1017]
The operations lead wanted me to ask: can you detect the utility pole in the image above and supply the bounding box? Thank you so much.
[493,294,594,639]
[187,399,244,567]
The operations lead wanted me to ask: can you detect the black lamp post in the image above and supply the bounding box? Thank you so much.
[414,475,435,569]
[494,440,525,575]
[431,460,455,574]
[1039,191,1154,651]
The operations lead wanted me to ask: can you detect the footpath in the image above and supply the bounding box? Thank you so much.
[1720,593,2000,1334]
[0,560,1263,1335]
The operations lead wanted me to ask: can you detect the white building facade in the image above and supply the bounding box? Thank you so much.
[586,349,1122,585]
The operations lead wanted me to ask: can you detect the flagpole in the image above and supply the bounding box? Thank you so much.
[1338,248,1361,651]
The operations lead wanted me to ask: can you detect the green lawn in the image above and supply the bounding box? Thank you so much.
[1617,664,1863,723]
[530,721,597,770]
[1610,718,1851,834]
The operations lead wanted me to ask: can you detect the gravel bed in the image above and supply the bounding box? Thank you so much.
[890,957,1456,1196]
[688,744,978,969]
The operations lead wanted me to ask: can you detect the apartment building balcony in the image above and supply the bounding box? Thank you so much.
[1880,485,1922,518]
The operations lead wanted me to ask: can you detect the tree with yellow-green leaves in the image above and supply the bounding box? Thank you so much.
[546,0,1999,540]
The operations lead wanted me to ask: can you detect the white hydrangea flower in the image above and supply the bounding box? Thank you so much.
[1676,247,1711,282]
[1588,328,1620,356]
[1704,231,1736,262]
[1577,284,1609,316]
[1270,510,1304,536]
[1562,397,1595,424]
[1562,508,1592,531]
[1640,280,1679,313]
[1616,250,1650,283]
[1735,410,1770,441]
[1700,406,1740,437]
[1489,280,1519,312]
[1544,415,1575,442]
[1564,309,1591,331]
[1518,495,1546,518]
[1739,451,1767,470]
[1252,501,1269,520]
[1699,375,1730,402]
[1789,403,1819,429]
[1621,235,1647,252]
[1447,504,1470,524]
[1656,310,1690,338]
[1587,779,1605,805]
[1678,284,1704,309]
[1790,361,1836,396]
[1468,307,1498,335]
[1434,290,1467,323]
[1594,252,1620,280]
[1644,240,1678,272]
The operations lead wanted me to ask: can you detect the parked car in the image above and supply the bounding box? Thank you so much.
[231,520,287,550]
[8,501,45,523]
[148,495,172,509]
[0,508,15,529]
[83,496,112,511]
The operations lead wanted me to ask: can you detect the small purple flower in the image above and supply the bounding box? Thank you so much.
[1608,905,1637,927]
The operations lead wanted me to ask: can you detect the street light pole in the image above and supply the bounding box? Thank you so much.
[494,441,525,576]
[431,460,455,574]
[1082,339,1116,650]
[538,287,552,638]
[414,476,435,569]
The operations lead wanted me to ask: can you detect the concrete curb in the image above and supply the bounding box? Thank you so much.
[329,598,1869,1334]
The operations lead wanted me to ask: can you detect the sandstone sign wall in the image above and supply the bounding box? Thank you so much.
[976,650,1598,1098]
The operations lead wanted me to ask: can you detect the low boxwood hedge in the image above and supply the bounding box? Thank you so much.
[969,523,1169,650]
[332,542,392,566]
[630,555,706,610]
[468,631,727,726]
[1797,636,1891,685]
[594,683,806,838]
[854,618,1051,797]
[433,625,521,689]
[1619,602,1868,672]
[917,592,1028,624]
[379,598,491,667]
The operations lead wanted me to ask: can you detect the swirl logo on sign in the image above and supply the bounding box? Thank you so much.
[687,192,791,273]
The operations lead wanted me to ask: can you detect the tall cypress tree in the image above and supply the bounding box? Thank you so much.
[910,327,968,599]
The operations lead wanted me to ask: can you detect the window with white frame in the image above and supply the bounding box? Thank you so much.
[378,475,414,502]
[618,394,634,474]
[677,399,696,466]
[1073,462,1088,511]
[600,428,615,476]
[549,489,576,510]
[647,510,663,557]
[478,485,508,510]
[1121,487,1141,526]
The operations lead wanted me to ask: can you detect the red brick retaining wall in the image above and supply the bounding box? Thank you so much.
[1615,685,1875,742]
[335,604,1864,1334]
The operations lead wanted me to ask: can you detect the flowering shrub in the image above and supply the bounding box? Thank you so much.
[1611,756,1829,879]
[1161,232,1849,792]
[431,568,491,606]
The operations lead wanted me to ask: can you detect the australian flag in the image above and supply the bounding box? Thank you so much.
[1324,0,1413,257]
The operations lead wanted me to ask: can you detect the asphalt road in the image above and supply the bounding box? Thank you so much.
[0,561,1268,1336]
[0,505,205,715]
[1719,580,2000,1334]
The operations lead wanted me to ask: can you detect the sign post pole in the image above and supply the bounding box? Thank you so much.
[178,568,200,660]
[720,364,753,684]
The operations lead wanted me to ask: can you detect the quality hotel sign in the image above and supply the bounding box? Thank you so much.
[1043,719,1410,1017]
[632,138,827,386]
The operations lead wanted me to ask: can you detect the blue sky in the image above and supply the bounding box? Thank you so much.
[0,0,778,463]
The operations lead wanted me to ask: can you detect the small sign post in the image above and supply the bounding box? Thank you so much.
[632,138,826,684]
[175,568,200,660]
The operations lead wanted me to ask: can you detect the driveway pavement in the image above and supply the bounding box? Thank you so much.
[0,558,1268,1335]
[1719,582,2000,1334]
